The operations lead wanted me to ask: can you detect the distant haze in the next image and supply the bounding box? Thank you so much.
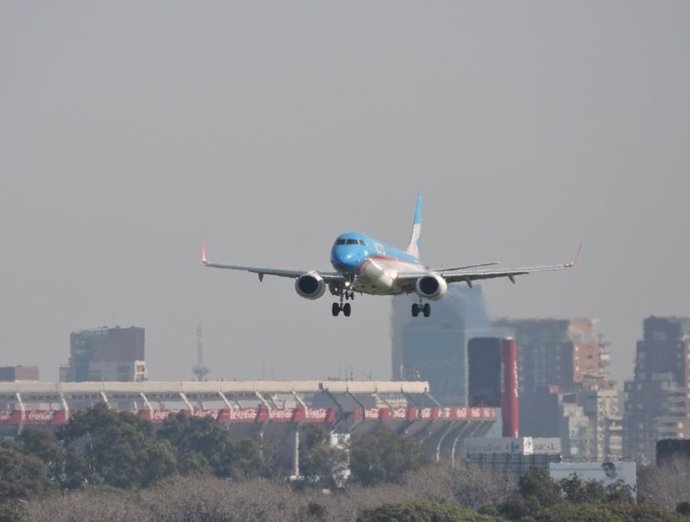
[1,2,689,385]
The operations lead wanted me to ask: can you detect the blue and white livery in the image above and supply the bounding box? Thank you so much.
[203,193,579,318]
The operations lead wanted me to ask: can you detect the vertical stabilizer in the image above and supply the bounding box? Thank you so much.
[406,192,423,259]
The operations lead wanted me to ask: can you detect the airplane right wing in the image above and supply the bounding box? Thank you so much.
[396,246,581,289]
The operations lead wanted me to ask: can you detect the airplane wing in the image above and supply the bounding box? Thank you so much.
[202,243,345,283]
[396,246,581,290]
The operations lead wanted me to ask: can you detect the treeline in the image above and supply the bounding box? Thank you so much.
[1,404,689,521]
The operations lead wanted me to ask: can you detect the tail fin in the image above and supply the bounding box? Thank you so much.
[405,192,423,259]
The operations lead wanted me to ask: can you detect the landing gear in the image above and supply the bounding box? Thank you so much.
[332,301,352,317]
[332,278,355,318]
[411,301,431,318]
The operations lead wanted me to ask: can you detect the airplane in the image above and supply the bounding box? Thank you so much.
[202,193,580,318]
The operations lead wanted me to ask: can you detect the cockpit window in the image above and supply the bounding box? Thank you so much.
[359,240,365,245]
[346,239,359,245]
[336,239,346,245]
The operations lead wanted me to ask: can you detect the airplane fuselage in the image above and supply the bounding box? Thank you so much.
[330,232,424,295]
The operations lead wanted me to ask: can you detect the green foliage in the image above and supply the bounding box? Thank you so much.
[535,502,618,522]
[0,503,24,522]
[497,468,682,522]
[499,469,560,519]
[157,411,271,480]
[357,501,498,522]
[298,425,348,489]
[0,442,56,504]
[16,429,64,478]
[607,501,689,521]
[157,412,229,475]
[350,425,430,486]
[56,403,176,489]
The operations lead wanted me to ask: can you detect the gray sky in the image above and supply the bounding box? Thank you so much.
[1,2,689,385]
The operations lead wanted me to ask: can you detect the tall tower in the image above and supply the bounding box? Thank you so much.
[192,325,209,382]
[624,316,690,462]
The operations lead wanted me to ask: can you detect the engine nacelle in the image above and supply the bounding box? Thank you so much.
[415,273,448,301]
[295,271,326,300]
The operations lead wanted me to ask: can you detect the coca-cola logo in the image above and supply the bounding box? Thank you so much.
[192,410,219,419]
[456,408,468,418]
[419,407,432,419]
[0,411,12,421]
[229,408,257,420]
[27,411,54,422]
[304,408,327,420]
[269,409,295,420]
[392,408,407,419]
[470,408,481,418]
[152,410,175,421]
[364,408,379,419]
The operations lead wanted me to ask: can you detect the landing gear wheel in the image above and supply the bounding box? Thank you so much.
[332,303,341,317]
[411,303,420,317]
[343,303,351,317]
[423,303,431,318]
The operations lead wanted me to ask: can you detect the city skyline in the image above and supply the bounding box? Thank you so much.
[2,3,689,384]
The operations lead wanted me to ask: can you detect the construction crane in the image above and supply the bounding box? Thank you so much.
[192,325,209,381]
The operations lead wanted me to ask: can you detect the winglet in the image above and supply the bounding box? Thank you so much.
[566,245,582,268]
[202,242,208,265]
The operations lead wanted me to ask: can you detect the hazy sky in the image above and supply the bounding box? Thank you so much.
[1,2,689,385]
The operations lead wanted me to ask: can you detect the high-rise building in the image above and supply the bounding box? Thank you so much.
[391,286,491,404]
[494,318,609,395]
[495,318,618,460]
[624,316,690,463]
[0,366,39,382]
[60,326,148,382]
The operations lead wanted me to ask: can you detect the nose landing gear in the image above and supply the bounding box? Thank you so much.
[331,278,355,318]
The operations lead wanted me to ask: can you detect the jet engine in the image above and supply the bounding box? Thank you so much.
[295,271,326,300]
[415,274,448,300]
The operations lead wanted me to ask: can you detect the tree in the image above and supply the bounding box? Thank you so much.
[0,442,55,504]
[298,425,348,489]
[498,469,561,520]
[0,504,24,522]
[357,501,498,522]
[56,403,176,489]
[350,426,430,486]
[157,412,228,476]
[639,457,690,510]
[157,411,272,480]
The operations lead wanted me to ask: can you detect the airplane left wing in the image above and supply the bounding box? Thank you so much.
[396,246,581,289]
[202,243,345,283]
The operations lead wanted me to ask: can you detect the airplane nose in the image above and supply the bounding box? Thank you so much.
[331,247,362,273]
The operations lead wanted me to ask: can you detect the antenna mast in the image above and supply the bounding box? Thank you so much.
[192,325,209,381]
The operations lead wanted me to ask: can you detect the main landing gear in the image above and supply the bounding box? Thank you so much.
[331,280,355,318]
[411,301,431,318]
